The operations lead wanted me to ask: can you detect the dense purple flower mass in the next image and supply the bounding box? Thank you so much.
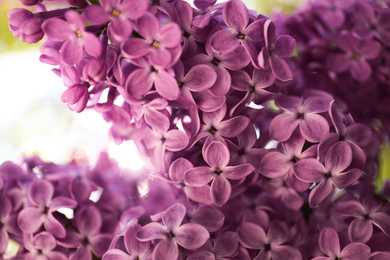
[5,0,390,259]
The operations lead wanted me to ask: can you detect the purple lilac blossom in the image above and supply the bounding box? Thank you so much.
[5,0,390,259]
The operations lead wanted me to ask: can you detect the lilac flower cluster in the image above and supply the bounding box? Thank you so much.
[5,0,390,259]
[276,0,390,138]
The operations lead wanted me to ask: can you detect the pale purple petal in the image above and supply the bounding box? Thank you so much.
[136,223,167,241]
[33,231,57,250]
[371,212,390,237]
[271,245,302,260]
[120,0,148,20]
[350,60,371,81]
[28,180,53,207]
[218,116,250,138]
[169,158,193,182]
[75,206,101,236]
[164,130,189,151]
[270,113,300,142]
[184,65,218,92]
[153,239,178,260]
[325,142,352,173]
[273,35,296,57]
[42,18,71,41]
[300,113,330,143]
[109,18,132,42]
[209,30,240,53]
[259,152,291,178]
[145,109,170,133]
[360,40,380,59]
[71,247,92,260]
[211,175,231,206]
[159,23,181,48]
[175,223,209,250]
[190,207,224,233]
[185,167,214,187]
[258,47,270,69]
[125,68,153,98]
[103,249,132,260]
[223,164,254,180]
[237,222,266,249]
[122,38,151,59]
[268,221,289,246]
[61,39,83,65]
[319,227,340,257]
[44,213,66,238]
[308,179,334,208]
[50,196,77,211]
[222,0,248,30]
[345,124,372,147]
[136,12,159,39]
[214,231,238,257]
[155,69,180,100]
[83,5,109,24]
[124,225,151,257]
[17,207,44,233]
[0,229,9,253]
[82,33,102,59]
[275,95,301,112]
[327,54,350,73]
[194,90,225,112]
[303,97,331,114]
[208,66,231,97]
[149,48,172,68]
[332,168,361,189]
[348,218,373,243]
[89,234,113,257]
[205,141,230,168]
[220,45,251,70]
[339,242,371,260]
[162,203,186,231]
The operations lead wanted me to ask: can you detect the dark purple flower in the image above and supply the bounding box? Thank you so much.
[294,142,362,208]
[42,10,102,65]
[326,31,380,82]
[17,179,77,238]
[136,203,210,260]
[83,0,148,42]
[185,141,254,206]
[312,227,371,260]
[335,196,390,243]
[238,221,302,260]
[269,95,331,143]
[258,19,296,81]
[209,0,266,66]
[122,12,181,68]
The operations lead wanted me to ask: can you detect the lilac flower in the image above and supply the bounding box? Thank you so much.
[42,10,102,65]
[237,221,302,260]
[103,224,152,260]
[122,12,182,68]
[312,227,371,260]
[294,142,362,208]
[17,179,78,238]
[8,8,43,44]
[269,95,331,143]
[326,31,380,82]
[136,203,210,260]
[188,231,239,260]
[83,0,148,42]
[185,141,254,206]
[190,104,250,153]
[58,205,112,259]
[209,0,265,65]
[23,231,68,260]
[167,158,213,205]
[61,83,90,113]
[124,58,179,100]
[0,194,21,254]
[335,196,390,243]
[258,19,296,81]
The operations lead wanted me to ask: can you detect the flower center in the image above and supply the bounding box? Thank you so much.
[168,231,175,240]
[112,9,120,17]
[353,53,360,60]
[152,41,160,48]
[215,167,223,175]
[211,58,220,66]
[177,81,184,88]
[237,33,245,39]
[209,126,217,134]
[76,30,82,38]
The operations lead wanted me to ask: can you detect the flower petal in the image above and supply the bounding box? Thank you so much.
[210,175,231,206]
[318,227,340,257]
[175,223,210,250]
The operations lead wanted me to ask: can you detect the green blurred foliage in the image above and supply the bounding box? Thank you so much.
[254,0,305,15]
[377,142,390,190]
